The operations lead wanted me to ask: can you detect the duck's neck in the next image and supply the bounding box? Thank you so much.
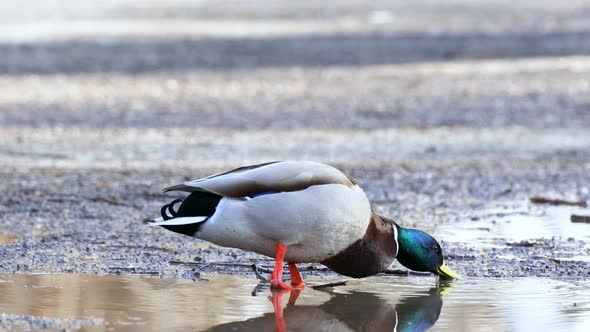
[321,213,397,277]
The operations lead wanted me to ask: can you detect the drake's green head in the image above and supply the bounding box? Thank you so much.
[395,225,459,279]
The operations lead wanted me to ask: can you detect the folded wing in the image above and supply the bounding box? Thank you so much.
[163,160,357,198]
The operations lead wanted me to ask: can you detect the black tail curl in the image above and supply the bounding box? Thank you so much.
[155,192,223,237]
[160,198,183,220]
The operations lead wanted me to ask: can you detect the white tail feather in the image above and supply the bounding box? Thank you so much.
[147,216,207,226]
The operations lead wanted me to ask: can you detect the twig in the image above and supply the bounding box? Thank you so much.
[383,269,409,276]
[170,260,287,274]
[96,197,126,206]
[302,264,330,272]
[105,244,174,252]
[252,263,270,280]
[169,260,208,266]
[255,265,275,274]
[506,240,536,247]
[251,280,268,296]
[444,254,476,261]
[506,240,553,249]
[530,196,587,208]
[108,267,136,271]
[372,199,396,205]
[169,260,263,268]
[131,271,161,276]
[193,263,208,272]
[311,281,347,289]
[171,260,281,275]
[571,214,590,224]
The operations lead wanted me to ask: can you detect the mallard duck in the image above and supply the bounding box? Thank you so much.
[147,161,458,289]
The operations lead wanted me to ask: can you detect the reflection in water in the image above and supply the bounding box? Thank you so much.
[1,274,590,331]
[208,283,450,332]
[396,286,449,332]
[437,204,590,246]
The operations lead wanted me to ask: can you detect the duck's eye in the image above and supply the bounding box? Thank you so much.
[433,245,441,254]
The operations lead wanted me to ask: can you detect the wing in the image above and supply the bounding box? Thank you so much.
[163,160,357,198]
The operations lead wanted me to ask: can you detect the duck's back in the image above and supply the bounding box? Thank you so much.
[163,160,358,197]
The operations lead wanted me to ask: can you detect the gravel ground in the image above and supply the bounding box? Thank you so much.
[1,151,589,279]
[1,0,590,290]
[0,314,102,331]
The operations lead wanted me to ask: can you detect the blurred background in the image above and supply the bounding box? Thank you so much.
[2,0,590,168]
[2,0,589,228]
[1,1,590,331]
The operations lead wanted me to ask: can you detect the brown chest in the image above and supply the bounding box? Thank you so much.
[321,214,397,278]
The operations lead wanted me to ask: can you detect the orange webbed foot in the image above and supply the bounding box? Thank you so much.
[270,243,306,290]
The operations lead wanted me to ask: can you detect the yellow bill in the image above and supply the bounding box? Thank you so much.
[436,262,460,280]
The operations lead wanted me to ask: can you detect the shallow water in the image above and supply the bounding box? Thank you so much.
[437,204,590,247]
[0,273,589,331]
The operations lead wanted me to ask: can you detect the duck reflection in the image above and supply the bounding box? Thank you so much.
[207,283,450,332]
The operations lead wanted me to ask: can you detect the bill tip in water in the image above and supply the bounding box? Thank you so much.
[437,262,460,280]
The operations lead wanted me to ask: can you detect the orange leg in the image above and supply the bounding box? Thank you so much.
[270,242,292,289]
[288,263,305,289]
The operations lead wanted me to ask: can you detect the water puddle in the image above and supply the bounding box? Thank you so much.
[0,234,19,245]
[437,203,590,247]
[0,273,589,331]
